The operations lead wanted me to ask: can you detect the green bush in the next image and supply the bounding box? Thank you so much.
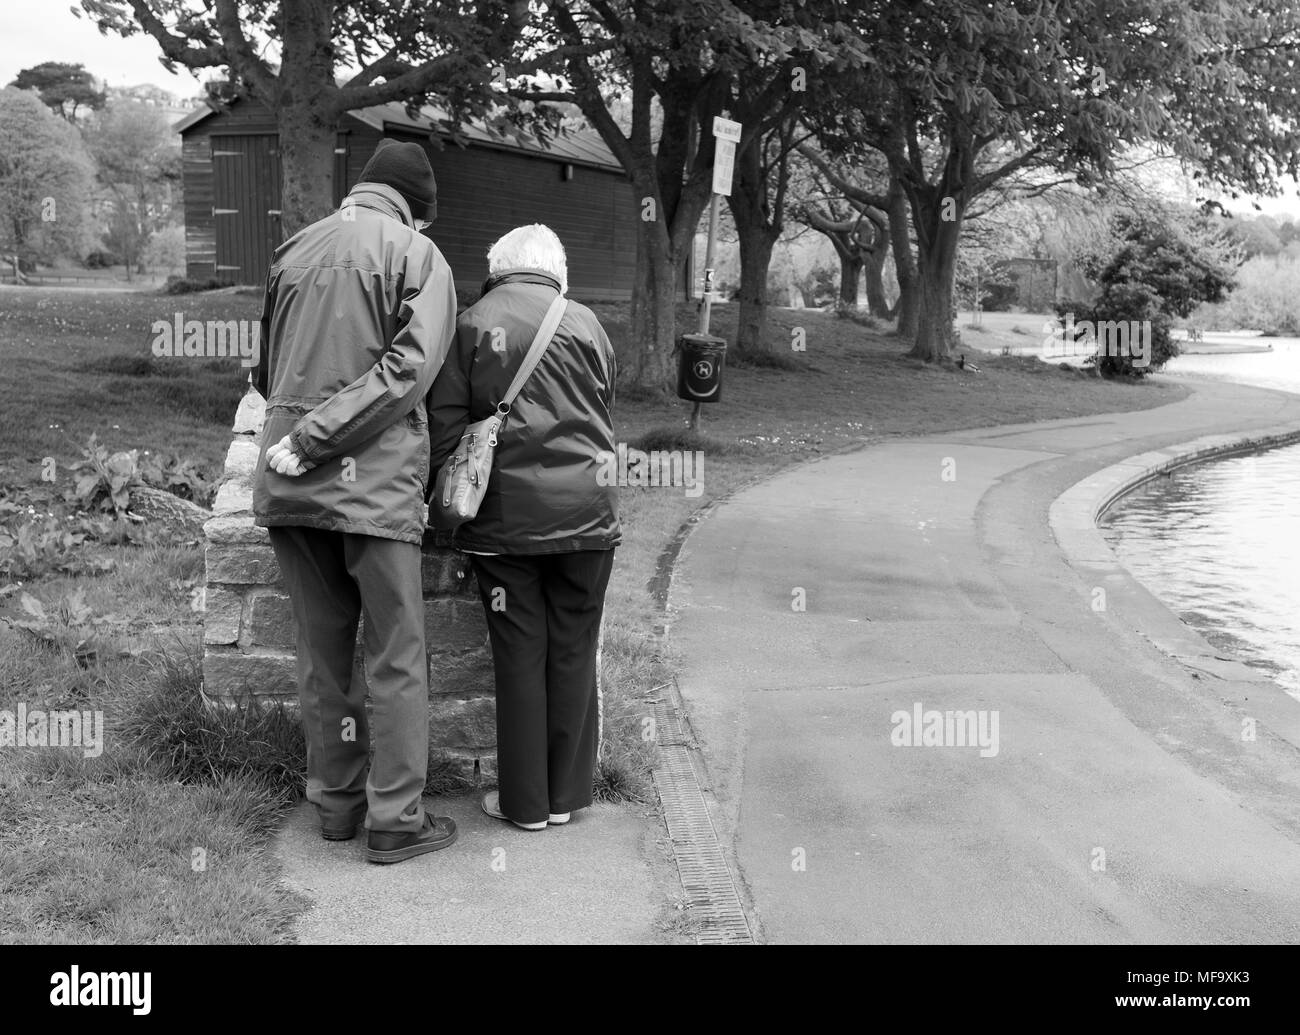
[1059,208,1235,377]
[84,249,120,269]
[163,275,228,295]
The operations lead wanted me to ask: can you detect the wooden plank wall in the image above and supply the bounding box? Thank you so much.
[184,104,641,299]
[348,125,637,300]
[181,130,215,281]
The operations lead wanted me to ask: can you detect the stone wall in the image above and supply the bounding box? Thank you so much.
[201,389,498,785]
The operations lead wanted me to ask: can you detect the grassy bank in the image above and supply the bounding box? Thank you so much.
[0,286,1186,942]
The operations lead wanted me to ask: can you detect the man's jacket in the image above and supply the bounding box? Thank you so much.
[253,182,457,544]
[428,270,621,554]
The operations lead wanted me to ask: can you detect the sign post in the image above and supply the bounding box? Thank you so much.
[683,115,741,431]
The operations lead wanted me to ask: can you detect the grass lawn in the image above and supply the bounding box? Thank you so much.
[0,285,1187,943]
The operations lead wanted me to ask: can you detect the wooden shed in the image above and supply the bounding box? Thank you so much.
[175,98,645,299]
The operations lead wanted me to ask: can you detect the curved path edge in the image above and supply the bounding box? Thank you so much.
[665,378,1300,942]
[1050,419,1300,752]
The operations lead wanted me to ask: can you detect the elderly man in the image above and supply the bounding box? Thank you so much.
[253,139,458,864]
[429,224,621,832]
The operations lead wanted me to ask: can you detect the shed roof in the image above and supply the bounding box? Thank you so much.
[174,98,623,173]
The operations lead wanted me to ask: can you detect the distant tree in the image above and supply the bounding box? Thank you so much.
[720,0,864,357]
[0,88,96,268]
[77,1,574,234]
[813,0,1300,365]
[86,100,181,279]
[798,144,919,335]
[1224,215,1284,258]
[792,154,893,315]
[9,62,107,122]
[143,223,186,275]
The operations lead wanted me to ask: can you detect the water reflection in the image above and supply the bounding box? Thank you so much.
[1100,376,1300,700]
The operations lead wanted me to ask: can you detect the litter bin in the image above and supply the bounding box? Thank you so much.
[675,333,727,403]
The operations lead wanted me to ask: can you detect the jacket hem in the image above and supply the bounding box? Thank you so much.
[255,513,423,545]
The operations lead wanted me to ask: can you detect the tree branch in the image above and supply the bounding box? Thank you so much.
[122,0,226,70]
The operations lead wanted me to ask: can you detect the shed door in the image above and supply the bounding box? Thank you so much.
[211,134,283,285]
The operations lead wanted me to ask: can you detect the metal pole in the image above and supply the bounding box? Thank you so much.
[691,192,722,431]
[700,193,720,335]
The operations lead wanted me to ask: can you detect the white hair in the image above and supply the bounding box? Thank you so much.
[486,223,568,295]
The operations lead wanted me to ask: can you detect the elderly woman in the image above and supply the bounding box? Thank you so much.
[428,224,620,830]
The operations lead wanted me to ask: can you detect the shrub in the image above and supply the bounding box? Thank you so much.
[163,275,228,295]
[1059,208,1235,377]
[84,249,120,269]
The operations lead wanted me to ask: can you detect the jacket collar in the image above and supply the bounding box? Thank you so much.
[341,182,415,227]
[481,269,562,295]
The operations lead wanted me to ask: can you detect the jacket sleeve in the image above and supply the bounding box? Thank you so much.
[596,320,617,412]
[427,315,479,471]
[287,248,458,465]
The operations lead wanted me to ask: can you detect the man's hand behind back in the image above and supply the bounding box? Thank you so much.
[266,435,307,477]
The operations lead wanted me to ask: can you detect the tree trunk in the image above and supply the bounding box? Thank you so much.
[726,128,783,353]
[277,102,337,236]
[735,222,778,352]
[838,254,863,308]
[887,178,918,339]
[908,215,962,363]
[628,218,679,388]
[863,246,892,317]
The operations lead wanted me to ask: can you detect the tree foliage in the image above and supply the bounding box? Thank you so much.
[0,88,97,265]
[9,62,107,122]
[86,100,182,277]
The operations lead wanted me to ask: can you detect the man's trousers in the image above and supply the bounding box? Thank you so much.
[268,526,428,834]
[469,550,615,825]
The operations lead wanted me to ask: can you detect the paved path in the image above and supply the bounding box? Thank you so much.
[670,378,1300,943]
[276,793,685,944]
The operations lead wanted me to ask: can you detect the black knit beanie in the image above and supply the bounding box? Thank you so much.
[358,139,438,222]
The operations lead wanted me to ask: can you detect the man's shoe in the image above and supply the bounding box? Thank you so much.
[319,808,366,842]
[547,812,571,825]
[481,791,546,831]
[365,813,458,864]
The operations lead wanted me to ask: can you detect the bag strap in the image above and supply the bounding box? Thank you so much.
[497,294,568,416]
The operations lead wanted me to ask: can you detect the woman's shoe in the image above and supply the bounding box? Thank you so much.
[481,791,546,831]
[547,812,571,825]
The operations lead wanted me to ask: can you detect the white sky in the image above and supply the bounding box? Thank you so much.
[0,0,205,97]
[3,0,1298,220]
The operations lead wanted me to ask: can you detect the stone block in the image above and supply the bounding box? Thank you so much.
[204,514,269,544]
[233,391,266,435]
[424,598,488,652]
[203,649,297,699]
[202,586,243,645]
[428,694,496,748]
[206,542,282,586]
[421,548,476,597]
[248,590,297,649]
[428,648,496,697]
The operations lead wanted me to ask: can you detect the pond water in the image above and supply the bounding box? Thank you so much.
[1099,340,1300,701]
